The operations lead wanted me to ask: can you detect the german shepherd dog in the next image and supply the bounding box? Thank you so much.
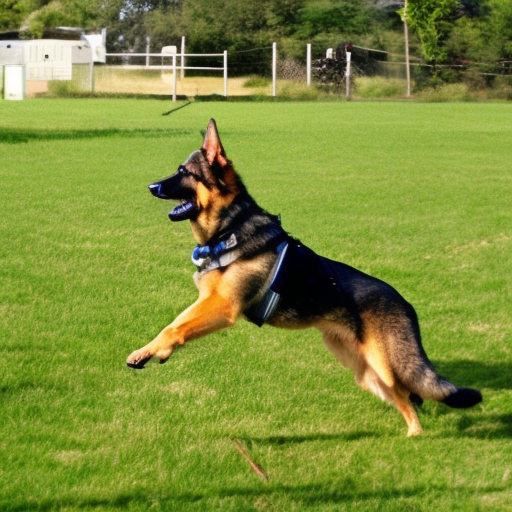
[127,119,482,436]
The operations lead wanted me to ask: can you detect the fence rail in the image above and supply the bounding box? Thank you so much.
[105,51,228,100]
[106,52,225,58]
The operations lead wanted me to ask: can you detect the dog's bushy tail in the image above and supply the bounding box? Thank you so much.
[404,366,482,408]
[388,306,482,409]
[401,362,482,408]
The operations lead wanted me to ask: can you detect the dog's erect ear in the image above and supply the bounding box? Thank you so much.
[202,119,227,167]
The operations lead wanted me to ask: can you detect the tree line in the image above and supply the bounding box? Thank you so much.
[1,0,511,80]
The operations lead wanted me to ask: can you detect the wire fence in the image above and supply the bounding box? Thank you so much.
[33,42,512,99]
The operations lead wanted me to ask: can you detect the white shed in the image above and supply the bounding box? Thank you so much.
[0,39,92,81]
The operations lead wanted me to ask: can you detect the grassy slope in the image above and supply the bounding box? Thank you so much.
[0,99,511,511]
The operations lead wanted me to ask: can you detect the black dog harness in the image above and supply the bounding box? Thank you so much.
[191,232,350,328]
[243,240,289,326]
[191,230,290,326]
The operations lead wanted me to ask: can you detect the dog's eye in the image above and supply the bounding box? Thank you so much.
[176,166,211,188]
[178,166,198,179]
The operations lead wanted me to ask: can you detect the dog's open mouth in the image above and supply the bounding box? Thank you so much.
[169,200,197,222]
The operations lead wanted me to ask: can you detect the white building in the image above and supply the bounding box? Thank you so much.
[0,39,92,81]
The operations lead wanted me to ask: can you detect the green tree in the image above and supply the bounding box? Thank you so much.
[405,0,459,64]
[21,0,101,38]
[100,0,182,52]
[296,0,376,39]
[444,0,512,67]
[444,15,482,64]
[480,0,512,61]
[0,0,23,29]
[0,0,52,30]
[265,0,304,37]
[174,0,275,73]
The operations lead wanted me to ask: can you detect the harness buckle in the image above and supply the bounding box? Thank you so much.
[191,233,239,272]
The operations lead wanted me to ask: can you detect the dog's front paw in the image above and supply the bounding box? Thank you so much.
[126,346,173,369]
[126,349,153,369]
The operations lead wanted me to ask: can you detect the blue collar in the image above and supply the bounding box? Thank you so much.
[191,233,240,273]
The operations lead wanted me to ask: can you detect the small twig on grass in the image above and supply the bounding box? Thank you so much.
[232,439,268,482]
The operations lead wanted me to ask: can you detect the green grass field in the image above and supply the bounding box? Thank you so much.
[1,99,511,511]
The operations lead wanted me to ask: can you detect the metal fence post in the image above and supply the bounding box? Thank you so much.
[345,43,352,101]
[272,42,277,97]
[223,50,228,97]
[307,43,312,86]
[172,54,177,102]
[181,36,185,79]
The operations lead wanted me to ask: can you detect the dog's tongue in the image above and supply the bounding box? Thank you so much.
[169,201,195,222]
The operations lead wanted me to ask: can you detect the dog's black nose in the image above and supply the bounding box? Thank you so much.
[148,183,161,197]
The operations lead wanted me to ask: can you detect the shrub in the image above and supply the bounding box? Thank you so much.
[277,81,321,100]
[354,76,408,99]
[243,76,272,88]
[488,76,512,100]
[417,82,471,101]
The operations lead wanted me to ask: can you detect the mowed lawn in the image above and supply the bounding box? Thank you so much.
[1,99,511,511]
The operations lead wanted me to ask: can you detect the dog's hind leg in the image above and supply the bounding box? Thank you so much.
[321,326,422,436]
[356,334,423,436]
[392,389,423,437]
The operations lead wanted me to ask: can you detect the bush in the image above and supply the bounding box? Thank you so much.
[47,80,85,98]
[416,82,471,101]
[488,76,512,100]
[277,81,322,100]
[354,76,408,99]
[243,76,272,88]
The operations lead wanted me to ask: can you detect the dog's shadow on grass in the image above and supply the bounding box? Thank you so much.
[0,127,191,144]
[434,359,512,391]
[453,412,512,439]
[241,359,512,445]
[431,359,512,440]
[10,482,499,512]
